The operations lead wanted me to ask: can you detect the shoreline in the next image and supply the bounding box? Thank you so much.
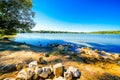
[0,40,120,80]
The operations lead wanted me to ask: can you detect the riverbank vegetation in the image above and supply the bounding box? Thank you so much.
[89,30,120,34]
[26,30,120,34]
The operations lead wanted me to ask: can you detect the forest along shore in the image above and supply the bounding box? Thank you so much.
[0,40,120,80]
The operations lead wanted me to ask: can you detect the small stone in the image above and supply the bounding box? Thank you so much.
[39,57,47,64]
[112,54,120,60]
[53,63,64,78]
[65,55,72,59]
[94,49,98,53]
[1,64,16,73]
[101,51,106,54]
[117,61,120,66]
[44,53,49,57]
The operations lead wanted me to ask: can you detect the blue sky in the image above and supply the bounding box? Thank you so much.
[32,0,120,32]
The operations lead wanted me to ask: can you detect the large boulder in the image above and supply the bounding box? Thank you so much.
[28,61,38,69]
[53,63,64,78]
[16,62,27,71]
[1,64,16,73]
[67,66,81,78]
[16,68,35,80]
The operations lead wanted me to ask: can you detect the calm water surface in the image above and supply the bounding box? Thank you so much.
[13,33,120,53]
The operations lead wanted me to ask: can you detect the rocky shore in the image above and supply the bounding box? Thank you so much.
[0,40,120,80]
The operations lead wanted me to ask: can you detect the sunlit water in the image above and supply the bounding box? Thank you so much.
[13,33,120,53]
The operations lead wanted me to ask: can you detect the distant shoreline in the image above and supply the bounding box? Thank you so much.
[19,30,120,34]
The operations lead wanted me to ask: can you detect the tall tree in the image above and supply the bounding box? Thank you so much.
[0,0,35,34]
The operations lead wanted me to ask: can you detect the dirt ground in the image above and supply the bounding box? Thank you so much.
[0,41,120,80]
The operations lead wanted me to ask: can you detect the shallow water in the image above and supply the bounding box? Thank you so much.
[13,33,120,53]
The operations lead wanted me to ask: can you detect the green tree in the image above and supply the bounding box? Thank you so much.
[0,0,35,35]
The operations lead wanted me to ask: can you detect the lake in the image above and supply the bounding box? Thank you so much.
[13,33,120,53]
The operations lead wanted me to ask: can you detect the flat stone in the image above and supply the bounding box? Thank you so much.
[1,64,16,73]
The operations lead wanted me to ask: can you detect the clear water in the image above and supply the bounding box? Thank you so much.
[13,33,120,53]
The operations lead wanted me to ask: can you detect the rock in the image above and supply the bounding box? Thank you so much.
[57,45,64,51]
[28,61,38,69]
[102,55,114,61]
[42,66,53,75]
[33,66,39,80]
[67,66,80,78]
[44,53,49,57]
[53,63,64,78]
[16,62,27,71]
[39,57,47,64]
[1,64,16,73]
[37,66,53,79]
[94,49,98,53]
[64,71,72,80]
[54,76,66,80]
[112,54,120,60]
[39,71,48,78]
[101,51,106,55]
[3,78,15,80]
[65,55,72,59]
[117,61,120,65]
[16,68,35,80]
[37,67,48,79]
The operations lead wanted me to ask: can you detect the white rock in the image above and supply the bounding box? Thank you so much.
[39,71,48,78]
[53,63,64,78]
[42,66,53,75]
[4,78,15,80]
[112,54,120,59]
[64,71,72,80]
[67,66,80,78]
[28,61,38,69]
[16,68,35,80]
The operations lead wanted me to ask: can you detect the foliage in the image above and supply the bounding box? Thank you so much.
[0,0,35,35]
[89,31,120,34]
[31,30,85,34]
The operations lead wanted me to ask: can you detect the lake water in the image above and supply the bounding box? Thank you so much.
[13,33,120,53]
